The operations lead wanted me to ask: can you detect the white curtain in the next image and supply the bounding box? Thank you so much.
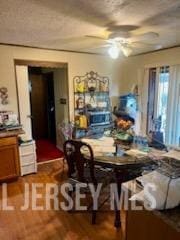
[139,68,149,135]
[166,65,180,146]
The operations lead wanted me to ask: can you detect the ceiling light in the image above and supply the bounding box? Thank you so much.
[121,46,132,57]
[108,45,120,59]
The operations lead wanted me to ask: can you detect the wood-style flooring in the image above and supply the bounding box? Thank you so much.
[0,160,124,240]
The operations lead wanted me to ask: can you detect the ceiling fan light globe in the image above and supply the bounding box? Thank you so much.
[121,46,132,57]
[108,45,119,59]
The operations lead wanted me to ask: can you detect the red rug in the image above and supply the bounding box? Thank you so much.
[36,139,64,163]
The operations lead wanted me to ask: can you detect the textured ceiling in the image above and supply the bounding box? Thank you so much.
[0,0,180,56]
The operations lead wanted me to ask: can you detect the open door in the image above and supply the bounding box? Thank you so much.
[16,65,32,140]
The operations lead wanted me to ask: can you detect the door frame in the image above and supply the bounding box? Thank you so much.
[14,59,70,138]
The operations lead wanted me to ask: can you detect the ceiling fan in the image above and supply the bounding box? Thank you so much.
[85,25,160,58]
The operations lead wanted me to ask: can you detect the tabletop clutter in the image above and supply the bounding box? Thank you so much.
[82,132,180,211]
[0,111,21,131]
[130,149,180,210]
[82,136,116,156]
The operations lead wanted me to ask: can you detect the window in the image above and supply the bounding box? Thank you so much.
[147,66,170,144]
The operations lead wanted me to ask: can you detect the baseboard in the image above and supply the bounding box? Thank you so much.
[56,144,63,152]
[37,158,63,165]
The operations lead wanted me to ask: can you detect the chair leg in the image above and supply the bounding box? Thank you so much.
[114,186,121,228]
[113,169,124,229]
[91,210,97,224]
[114,209,121,228]
[89,188,110,225]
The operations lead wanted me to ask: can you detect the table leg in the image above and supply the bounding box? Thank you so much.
[114,211,121,228]
[114,169,123,228]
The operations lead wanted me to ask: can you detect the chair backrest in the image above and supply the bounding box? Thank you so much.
[63,140,96,184]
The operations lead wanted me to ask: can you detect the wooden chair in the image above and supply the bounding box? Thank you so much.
[63,139,112,224]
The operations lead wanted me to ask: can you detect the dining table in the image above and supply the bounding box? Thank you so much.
[88,150,158,228]
[79,136,164,228]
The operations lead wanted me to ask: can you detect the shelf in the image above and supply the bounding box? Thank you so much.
[75,108,109,111]
[75,122,114,130]
[74,91,109,94]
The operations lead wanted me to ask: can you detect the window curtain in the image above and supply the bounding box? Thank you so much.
[133,68,146,135]
[147,68,158,134]
[166,65,180,146]
[141,67,160,135]
[140,68,149,135]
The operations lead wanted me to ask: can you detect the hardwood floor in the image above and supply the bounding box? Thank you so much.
[0,160,123,240]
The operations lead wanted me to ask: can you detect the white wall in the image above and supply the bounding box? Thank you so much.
[0,45,119,124]
[53,68,69,124]
[53,68,69,149]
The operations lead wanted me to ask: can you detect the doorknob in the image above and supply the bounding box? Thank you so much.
[50,107,55,112]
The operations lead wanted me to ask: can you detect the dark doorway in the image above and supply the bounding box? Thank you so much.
[43,72,56,143]
[28,67,64,163]
[29,67,56,143]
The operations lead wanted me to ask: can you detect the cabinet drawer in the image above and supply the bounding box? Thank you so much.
[20,153,36,166]
[21,163,37,176]
[0,137,17,147]
[19,143,36,156]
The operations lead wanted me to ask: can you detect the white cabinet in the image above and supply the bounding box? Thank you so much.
[19,141,37,176]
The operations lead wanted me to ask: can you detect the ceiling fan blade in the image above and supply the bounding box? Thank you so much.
[130,41,162,49]
[79,44,111,50]
[42,35,111,48]
[107,25,139,32]
[85,35,108,41]
[41,36,90,45]
[130,32,159,42]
